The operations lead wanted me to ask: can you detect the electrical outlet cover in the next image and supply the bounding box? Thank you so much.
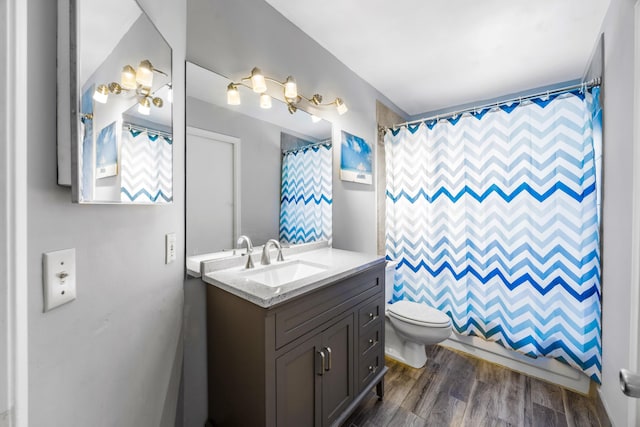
[43,248,77,312]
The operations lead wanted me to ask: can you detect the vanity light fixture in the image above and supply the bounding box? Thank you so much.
[226,66,347,115]
[90,59,169,116]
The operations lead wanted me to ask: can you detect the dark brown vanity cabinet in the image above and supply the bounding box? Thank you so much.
[206,263,386,427]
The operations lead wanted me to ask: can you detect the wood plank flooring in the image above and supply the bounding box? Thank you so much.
[342,345,610,427]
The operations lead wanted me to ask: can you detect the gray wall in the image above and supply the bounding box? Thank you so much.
[597,0,635,424]
[27,0,186,425]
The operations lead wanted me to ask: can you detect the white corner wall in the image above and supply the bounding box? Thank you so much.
[598,0,636,425]
[26,0,186,425]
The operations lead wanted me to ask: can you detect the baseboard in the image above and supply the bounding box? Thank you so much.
[595,389,614,427]
[440,333,591,394]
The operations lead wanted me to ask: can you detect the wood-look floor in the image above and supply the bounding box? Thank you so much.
[342,345,610,427]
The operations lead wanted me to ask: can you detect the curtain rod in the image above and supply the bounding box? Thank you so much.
[388,77,601,131]
[124,123,173,139]
[282,140,331,155]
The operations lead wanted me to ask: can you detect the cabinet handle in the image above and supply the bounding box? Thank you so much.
[317,351,325,376]
[369,365,378,374]
[368,312,375,319]
[368,338,378,347]
[324,347,332,371]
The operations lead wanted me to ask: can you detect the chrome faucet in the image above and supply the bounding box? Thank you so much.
[237,235,254,269]
[261,239,285,265]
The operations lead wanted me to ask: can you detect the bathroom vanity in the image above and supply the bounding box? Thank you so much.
[201,247,386,427]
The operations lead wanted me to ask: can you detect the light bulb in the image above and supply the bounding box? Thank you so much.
[260,93,272,109]
[250,67,267,93]
[284,76,297,100]
[138,97,151,115]
[227,83,240,105]
[93,84,109,104]
[336,98,348,115]
[136,60,154,88]
[121,65,137,90]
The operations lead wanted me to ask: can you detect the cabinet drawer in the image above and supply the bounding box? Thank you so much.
[358,298,383,331]
[358,351,383,392]
[275,266,383,349]
[358,323,381,357]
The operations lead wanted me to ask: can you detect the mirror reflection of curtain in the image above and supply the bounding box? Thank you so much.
[279,143,332,244]
[385,87,602,383]
[120,127,173,203]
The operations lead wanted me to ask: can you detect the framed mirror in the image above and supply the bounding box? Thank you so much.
[57,0,173,204]
[185,62,333,257]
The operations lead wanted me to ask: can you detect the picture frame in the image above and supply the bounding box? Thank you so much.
[95,120,119,179]
[340,130,372,184]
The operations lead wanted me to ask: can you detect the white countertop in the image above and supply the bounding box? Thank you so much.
[201,247,385,308]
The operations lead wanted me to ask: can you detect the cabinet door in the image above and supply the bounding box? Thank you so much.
[321,314,354,426]
[276,335,323,427]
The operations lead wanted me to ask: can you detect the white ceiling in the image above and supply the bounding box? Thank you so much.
[265,0,610,116]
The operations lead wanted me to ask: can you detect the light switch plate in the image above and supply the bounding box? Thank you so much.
[165,233,176,264]
[43,248,76,312]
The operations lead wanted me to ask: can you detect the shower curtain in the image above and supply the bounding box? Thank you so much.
[120,127,173,203]
[280,143,332,244]
[385,88,602,382]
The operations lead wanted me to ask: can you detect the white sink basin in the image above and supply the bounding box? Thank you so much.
[240,260,328,287]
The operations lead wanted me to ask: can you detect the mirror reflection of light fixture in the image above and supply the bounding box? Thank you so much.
[136,59,155,87]
[227,83,241,105]
[226,66,347,116]
[260,93,272,109]
[335,98,348,115]
[138,97,151,115]
[91,59,169,116]
[93,84,109,104]
[284,76,297,100]
[121,65,137,90]
[250,67,267,93]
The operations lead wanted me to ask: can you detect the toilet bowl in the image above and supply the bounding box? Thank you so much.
[384,261,452,368]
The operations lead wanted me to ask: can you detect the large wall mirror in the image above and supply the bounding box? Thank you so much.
[57,0,173,204]
[185,62,333,257]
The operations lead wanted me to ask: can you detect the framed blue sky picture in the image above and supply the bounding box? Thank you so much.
[340,130,372,184]
[95,120,119,179]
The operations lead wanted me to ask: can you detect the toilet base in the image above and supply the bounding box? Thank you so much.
[384,320,428,368]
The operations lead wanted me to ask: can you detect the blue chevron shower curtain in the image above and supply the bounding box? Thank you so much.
[280,143,333,244]
[385,88,602,382]
[120,128,173,203]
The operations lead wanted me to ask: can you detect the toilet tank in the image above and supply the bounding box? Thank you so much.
[385,260,398,303]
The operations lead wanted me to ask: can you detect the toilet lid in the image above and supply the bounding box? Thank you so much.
[387,301,451,327]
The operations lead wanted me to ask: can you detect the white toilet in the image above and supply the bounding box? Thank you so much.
[384,261,453,368]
